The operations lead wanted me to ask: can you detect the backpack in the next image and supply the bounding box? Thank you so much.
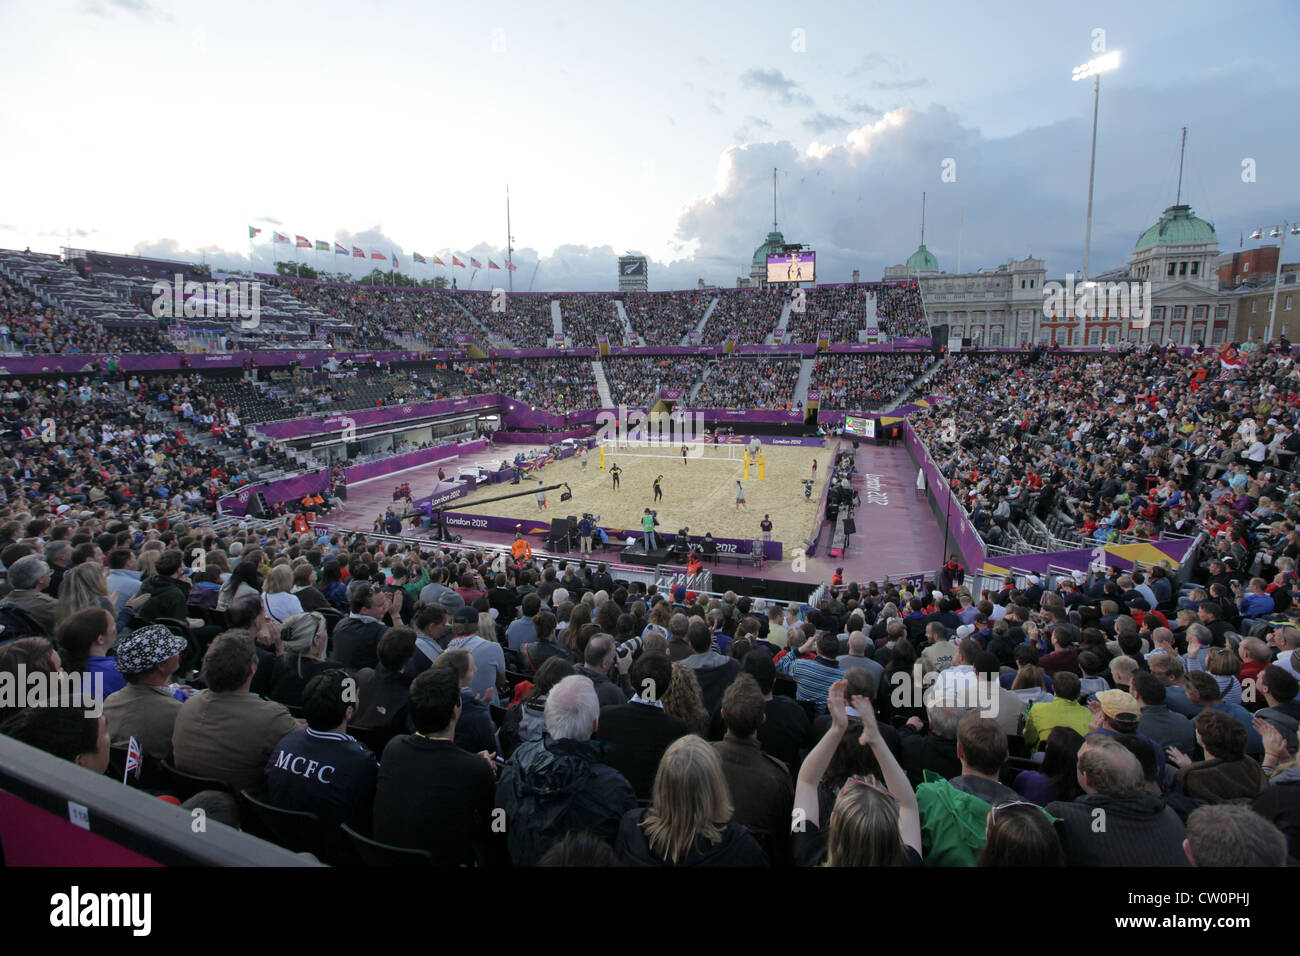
[0,602,48,644]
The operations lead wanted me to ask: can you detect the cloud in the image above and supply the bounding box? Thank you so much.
[871,77,929,91]
[36,227,98,239]
[254,216,283,226]
[840,99,881,118]
[802,112,850,135]
[740,68,814,107]
[733,115,774,143]
[83,0,174,20]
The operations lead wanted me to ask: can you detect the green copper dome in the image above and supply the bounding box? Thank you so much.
[752,230,786,267]
[905,243,938,272]
[1135,204,1217,252]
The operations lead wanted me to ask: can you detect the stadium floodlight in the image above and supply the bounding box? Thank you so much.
[1246,218,1298,343]
[1073,48,1122,345]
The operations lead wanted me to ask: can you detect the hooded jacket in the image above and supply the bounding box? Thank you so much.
[495,737,637,866]
[137,573,191,623]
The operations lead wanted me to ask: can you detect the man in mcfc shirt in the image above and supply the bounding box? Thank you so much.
[266,669,378,831]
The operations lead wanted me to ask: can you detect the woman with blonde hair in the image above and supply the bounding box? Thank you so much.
[266,611,332,708]
[261,564,304,624]
[615,735,766,866]
[793,680,922,866]
[1207,646,1245,706]
[477,611,497,644]
[55,562,115,629]
[662,662,710,736]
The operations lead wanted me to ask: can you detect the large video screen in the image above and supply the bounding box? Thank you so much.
[844,415,875,439]
[619,258,647,277]
[766,250,815,283]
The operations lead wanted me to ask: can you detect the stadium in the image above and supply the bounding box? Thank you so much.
[1,1,1298,895]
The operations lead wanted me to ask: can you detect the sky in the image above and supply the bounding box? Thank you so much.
[0,0,1296,291]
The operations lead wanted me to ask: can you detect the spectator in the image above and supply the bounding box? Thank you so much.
[494,674,637,866]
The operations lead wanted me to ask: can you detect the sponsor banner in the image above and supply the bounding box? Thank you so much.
[438,509,783,560]
[658,389,684,401]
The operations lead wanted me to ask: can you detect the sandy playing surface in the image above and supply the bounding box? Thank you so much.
[453,443,835,542]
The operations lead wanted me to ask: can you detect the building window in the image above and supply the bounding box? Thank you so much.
[1088,327,1102,345]
[1194,305,1207,319]
[1147,324,1163,341]
[1191,261,1199,276]
[1211,327,1226,345]
[1287,296,1293,311]
[1153,307,1165,320]
[1167,262,1176,277]
[1215,306,1228,319]
[1174,306,1186,320]
[1106,328,1119,344]
[1179,262,1188,276]
[1172,325,1184,341]
[1020,331,1030,345]
[1192,325,1205,343]
[1252,301,1258,314]
[1129,328,1141,342]
[990,327,1003,346]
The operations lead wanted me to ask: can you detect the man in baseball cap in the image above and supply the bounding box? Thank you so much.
[103,624,190,760]
[1090,688,1168,782]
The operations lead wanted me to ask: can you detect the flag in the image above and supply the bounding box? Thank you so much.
[334,242,348,255]
[273,232,289,243]
[470,257,482,269]
[295,235,311,248]
[392,252,400,269]
[453,256,465,268]
[352,246,365,258]
[315,240,329,252]
[487,259,501,270]
[371,250,386,260]
[432,255,445,266]
[506,261,518,271]
[413,252,427,264]
[124,736,142,783]
[249,226,262,239]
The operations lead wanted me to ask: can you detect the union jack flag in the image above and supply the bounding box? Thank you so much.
[124,736,143,783]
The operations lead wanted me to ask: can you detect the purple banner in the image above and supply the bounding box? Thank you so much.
[658,389,684,401]
[219,471,329,517]
[437,510,782,560]
[902,418,986,573]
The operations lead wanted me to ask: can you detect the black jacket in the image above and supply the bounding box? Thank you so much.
[1045,793,1189,867]
[495,737,637,866]
[615,808,768,867]
[330,616,388,671]
[137,574,191,623]
[595,702,690,798]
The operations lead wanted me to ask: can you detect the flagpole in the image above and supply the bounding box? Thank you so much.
[507,185,514,294]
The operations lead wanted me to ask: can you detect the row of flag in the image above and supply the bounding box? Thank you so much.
[248,226,514,271]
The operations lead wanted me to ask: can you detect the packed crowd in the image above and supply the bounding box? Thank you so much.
[2,509,1296,867]
[0,273,175,356]
[699,287,785,344]
[810,352,932,411]
[456,292,556,347]
[784,285,870,343]
[559,294,624,347]
[455,357,601,416]
[872,281,929,338]
[624,291,711,346]
[600,355,713,408]
[913,346,1300,549]
[0,376,256,518]
[693,357,802,410]
[267,279,467,350]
